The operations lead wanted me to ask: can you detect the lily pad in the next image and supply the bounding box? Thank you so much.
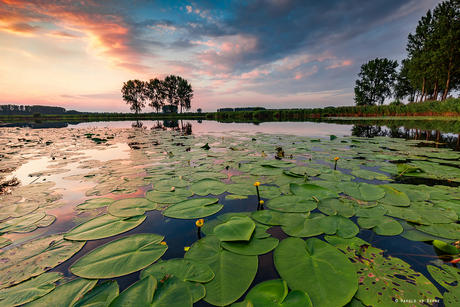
[221,236,279,256]
[251,210,284,226]
[357,216,403,236]
[267,195,317,213]
[319,215,359,238]
[163,198,222,219]
[339,182,385,201]
[190,179,227,196]
[70,233,167,278]
[64,214,146,241]
[0,234,84,289]
[77,198,115,210]
[109,275,192,307]
[185,235,258,306]
[145,190,190,204]
[25,278,97,307]
[214,217,255,242]
[0,273,62,307]
[377,185,411,207]
[289,166,320,177]
[338,244,441,306]
[415,223,460,240]
[107,198,156,217]
[317,198,356,217]
[280,213,325,237]
[290,183,339,201]
[73,280,119,307]
[244,279,312,307]
[274,237,357,306]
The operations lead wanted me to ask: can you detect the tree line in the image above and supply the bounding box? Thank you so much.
[355,0,459,106]
[0,105,67,115]
[121,75,193,114]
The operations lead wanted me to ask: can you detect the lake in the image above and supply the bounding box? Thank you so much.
[1,119,460,306]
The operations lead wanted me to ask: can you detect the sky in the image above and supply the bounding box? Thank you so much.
[0,0,444,112]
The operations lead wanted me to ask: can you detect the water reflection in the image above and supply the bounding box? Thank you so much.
[352,124,460,150]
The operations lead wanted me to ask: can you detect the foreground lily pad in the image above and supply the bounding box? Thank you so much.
[221,235,279,256]
[339,244,441,306]
[267,195,317,213]
[190,179,227,196]
[73,280,119,307]
[185,235,258,306]
[280,213,325,237]
[290,183,339,201]
[274,237,357,306]
[70,233,167,278]
[77,198,115,210]
[26,278,97,307]
[244,279,312,307]
[0,234,84,289]
[357,216,403,236]
[0,273,62,307]
[214,217,255,242]
[339,182,385,201]
[64,214,146,241]
[319,215,359,238]
[107,198,157,217]
[163,198,222,219]
[109,275,192,307]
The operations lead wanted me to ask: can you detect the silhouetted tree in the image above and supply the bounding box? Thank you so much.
[145,78,165,113]
[121,80,146,114]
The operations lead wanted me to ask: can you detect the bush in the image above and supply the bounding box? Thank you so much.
[33,112,41,118]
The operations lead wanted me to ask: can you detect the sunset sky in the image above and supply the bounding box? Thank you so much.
[0,0,443,112]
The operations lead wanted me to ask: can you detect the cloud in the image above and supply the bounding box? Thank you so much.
[47,30,79,38]
[0,22,40,35]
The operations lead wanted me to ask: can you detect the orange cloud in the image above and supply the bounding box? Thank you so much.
[0,0,150,74]
[326,60,353,70]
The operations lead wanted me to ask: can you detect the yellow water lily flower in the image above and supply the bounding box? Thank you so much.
[259,200,264,205]
[334,157,340,161]
[159,241,167,245]
[196,219,204,227]
[254,182,260,187]
[184,246,190,251]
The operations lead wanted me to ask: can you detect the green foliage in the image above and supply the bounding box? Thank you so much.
[354,58,398,106]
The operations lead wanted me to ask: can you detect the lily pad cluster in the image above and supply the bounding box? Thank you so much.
[2,126,460,306]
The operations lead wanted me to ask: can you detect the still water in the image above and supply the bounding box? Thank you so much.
[1,119,459,306]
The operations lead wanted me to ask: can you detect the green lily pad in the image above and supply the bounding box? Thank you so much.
[324,235,369,249]
[249,166,284,176]
[319,215,359,238]
[214,217,255,242]
[339,182,385,201]
[221,236,279,256]
[377,185,411,207]
[190,179,227,196]
[185,235,258,306]
[354,204,387,217]
[338,245,441,306]
[290,183,339,201]
[432,240,459,254]
[385,184,430,202]
[289,166,320,177]
[0,273,62,307]
[267,195,317,213]
[274,237,357,306]
[163,198,222,219]
[251,210,284,226]
[415,223,460,240]
[0,212,46,233]
[77,198,115,210]
[317,198,356,217]
[280,213,325,237]
[193,171,228,180]
[70,233,167,278]
[109,275,192,307]
[107,198,156,217]
[0,234,85,289]
[64,214,146,241]
[427,264,460,292]
[73,280,119,307]
[145,190,190,204]
[244,279,312,307]
[227,184,256,196]
[225,194,249,201]
[357,216,403,236]
[168,178,189,187]
[141,258,214,303]
[25,278,97,307]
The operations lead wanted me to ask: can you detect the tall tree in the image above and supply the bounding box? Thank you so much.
[145,78,165,113]
[394,59,417,102]
[354,58,398,106]
[163,75,179,109]
[177,77,194,113]
[121,80,146,114]
[432,0,460,100]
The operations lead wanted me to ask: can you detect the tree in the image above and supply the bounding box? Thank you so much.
[177,77,193,113]
[354,58,398,106]
[162,105,178,113]
[121,80,146,114]
[145,78,165,113]
[163,75,179,108]
[394,59,417,102]
[197,108,202,113]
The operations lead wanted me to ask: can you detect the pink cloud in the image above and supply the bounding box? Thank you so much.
[326,60,353,70]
